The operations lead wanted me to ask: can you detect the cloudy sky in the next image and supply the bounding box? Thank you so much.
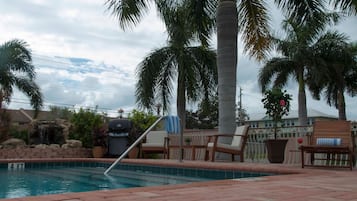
[1,1,357,120]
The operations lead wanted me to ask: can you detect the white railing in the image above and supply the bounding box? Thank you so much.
[245,126,313,164]
[169,125,357,167]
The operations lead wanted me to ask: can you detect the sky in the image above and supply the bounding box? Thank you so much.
[0,0,357,120]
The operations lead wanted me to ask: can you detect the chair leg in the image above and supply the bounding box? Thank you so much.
[310,153,315,165]
[211,150,215,162]
[231,154,234,162]
[204,149,209,161]
[301,149,305,168]
[240,153,244,162]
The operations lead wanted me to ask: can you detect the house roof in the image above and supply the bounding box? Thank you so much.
[247,108,337,121]
[5,109,56,123]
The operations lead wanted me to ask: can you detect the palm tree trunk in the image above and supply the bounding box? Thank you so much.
[337,90,347,120]
[217,0,238,135]
[0,91,2,109]
[298,68,308,126]
[176,69,186,133]
[177,68,186,161]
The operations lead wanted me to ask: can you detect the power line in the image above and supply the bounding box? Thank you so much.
[9,98,125,114]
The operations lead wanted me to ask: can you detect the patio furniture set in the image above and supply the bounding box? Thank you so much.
[139,121,356,170]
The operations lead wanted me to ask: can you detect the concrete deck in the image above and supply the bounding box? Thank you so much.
[1,158,357,201]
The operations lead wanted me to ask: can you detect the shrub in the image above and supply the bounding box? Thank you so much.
[69,108,105,148]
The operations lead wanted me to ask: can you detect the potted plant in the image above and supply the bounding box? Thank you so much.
[92,126,107,158]
[262,88,292,163]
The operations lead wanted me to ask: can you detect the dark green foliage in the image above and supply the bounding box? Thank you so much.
[9,128,28,144]
[0,39,43,115]
[69,108,105,148]
[0,109,11,142]
[186,95,218,129]
[127,110,158,144]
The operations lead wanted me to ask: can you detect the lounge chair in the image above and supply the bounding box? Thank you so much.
[205,125,249,162]
[300,120,355,170]
[140,130,169,158]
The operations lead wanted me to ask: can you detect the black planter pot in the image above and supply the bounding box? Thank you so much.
[265,139,288,163]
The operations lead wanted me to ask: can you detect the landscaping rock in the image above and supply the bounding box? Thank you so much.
[35,144,48,148]
[1,138,26,148]
[49,144,60,148]
[63,140,82,148]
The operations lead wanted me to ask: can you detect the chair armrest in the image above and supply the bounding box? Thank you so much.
[206,134,236,145]
[207,134,245,140]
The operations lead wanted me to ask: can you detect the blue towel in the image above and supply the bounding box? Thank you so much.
[316,138,342,146]
[165,116,181,134]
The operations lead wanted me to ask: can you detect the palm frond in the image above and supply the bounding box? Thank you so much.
[238,0,272,61]
[135,47,175,112]
[329,0,357,15]
[258,57,295,92]
[184,46,217,102]
[184,0,217,47]
[13,76,43,115]
[276,0,341,38]
[105,0,150,29]
[0,39,35,79]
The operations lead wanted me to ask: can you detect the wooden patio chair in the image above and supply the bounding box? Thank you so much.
[205,125,249,162]
[300,120,355,170]
[140,130,169,159]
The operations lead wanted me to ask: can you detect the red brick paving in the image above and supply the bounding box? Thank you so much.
[1,158,357,201]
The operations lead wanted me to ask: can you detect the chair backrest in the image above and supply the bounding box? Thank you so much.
[231,125,249,149]
[312,120,352,148]
[146,130,168,145]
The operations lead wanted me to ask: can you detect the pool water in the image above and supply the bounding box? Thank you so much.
[0,162,273,199]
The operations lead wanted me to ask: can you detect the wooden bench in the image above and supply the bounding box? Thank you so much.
[300,120,355,170]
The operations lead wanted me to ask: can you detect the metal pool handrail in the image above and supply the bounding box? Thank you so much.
[104,116,165,175]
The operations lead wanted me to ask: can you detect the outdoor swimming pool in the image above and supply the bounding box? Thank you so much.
[0,161,274,199]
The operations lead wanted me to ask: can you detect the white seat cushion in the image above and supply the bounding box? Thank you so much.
[145,131,167,145]
[231,125,248,148]
[216,142,240,150]
[207,142,214,148]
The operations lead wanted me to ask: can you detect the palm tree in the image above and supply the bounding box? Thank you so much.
[258,17,341,126]
[105,0,357,132]
[309,36,357,120]
[135,3,217,130]
[0,39,43,115]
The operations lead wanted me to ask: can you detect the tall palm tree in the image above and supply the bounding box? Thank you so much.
[258,17,340,126]
[135,3,217,130]
[309,36,357,120]
[0,39,43,115]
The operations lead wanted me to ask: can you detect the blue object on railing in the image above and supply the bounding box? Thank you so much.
[165,115,181,134]
[316,138,342,146]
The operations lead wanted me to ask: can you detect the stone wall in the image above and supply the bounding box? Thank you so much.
[0,147,92,159]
